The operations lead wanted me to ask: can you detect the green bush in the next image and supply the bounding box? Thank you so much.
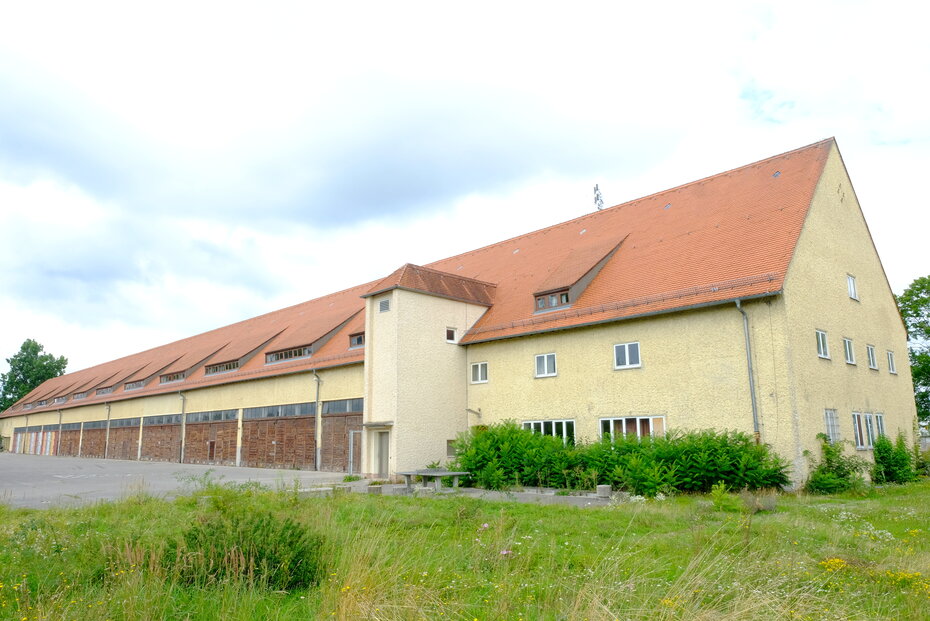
[805,433,867,494]
[453,423,790,496]
[165,511,324,590]
[873,433,917,484]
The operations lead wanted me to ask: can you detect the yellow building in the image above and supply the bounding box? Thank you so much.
[1,139,917,485]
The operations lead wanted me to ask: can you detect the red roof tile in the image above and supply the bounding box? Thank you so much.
[365,263,497,306]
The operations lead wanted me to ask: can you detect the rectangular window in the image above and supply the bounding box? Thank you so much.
[96,386,113,396]
[816,330,830,359]
[843,338,856,365]
[73,391,88,400]
[446,328,457,343]
[534,290,569,311]
[847,274,858,300]
[54,396,68,404]
[864,413,875,448]
[866,345,877,369]
[205,360,239,375]
[875,413,885,437]
[534,353,557,378]
[824,409,840,443]
[265,346,311,364]
[523,419,575,445]
[852,412,865,449]
[887,351,897,374]
[160,372,185,384]
[349,333,365,348]
[600,416,665,440]
[614,342,641,369]
[470,362,488,384]
[124,380,146,391]
[379,299,390,312]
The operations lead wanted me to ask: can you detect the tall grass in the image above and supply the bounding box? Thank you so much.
[1,478,929,620]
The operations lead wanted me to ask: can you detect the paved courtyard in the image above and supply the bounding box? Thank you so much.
[0,453,352,509]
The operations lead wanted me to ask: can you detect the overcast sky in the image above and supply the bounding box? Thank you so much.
[1,0,928,375]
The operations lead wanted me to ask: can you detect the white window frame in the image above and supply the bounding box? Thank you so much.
[470,362,488,384]
[522,419,575,444]
[843,338,856,365]
[852,411,878,449]
[600,416,665,440]
[847,274,858,300]
[446,328,457,343]
[875,412,886,438]
[824,409,840,443]
[887,351,897,374]
[816,330,830,359]
[613,342,641,370]
[852,412,866,449]
[866,345,877,370]
[535,353,557,378]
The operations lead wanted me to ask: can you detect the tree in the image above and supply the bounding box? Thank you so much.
[0,339,68,412]
[897,276,930,423]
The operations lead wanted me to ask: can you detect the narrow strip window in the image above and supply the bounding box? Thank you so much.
[843,338,855,365]
[816,330,830,359]
[824,409,840,443]
[852,412,865,449]
[534,353,557,377]
[887,351,897,374]
[614,342,641,369]
[866,345,877,369]
[875,413,886,438]
[847,275,858,300]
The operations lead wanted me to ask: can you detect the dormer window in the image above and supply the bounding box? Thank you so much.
[160,372,185,384]
[535,290,570,311]
[96,386,114,396]
[349,333,365,348]
[36,400,47,406]
[265,346,311,364]
[73,391,88,400]
[124,380,146,391]
[205,360,239,375]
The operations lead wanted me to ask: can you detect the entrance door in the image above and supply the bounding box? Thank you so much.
[377,431,390,478]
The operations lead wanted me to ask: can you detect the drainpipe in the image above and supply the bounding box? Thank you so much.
[103,403,112,458]
[313,370,323,471]
[735,300,761,443]
[178,392,187,463]
[56,409,63,456]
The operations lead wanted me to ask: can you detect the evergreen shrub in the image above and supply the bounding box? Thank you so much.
[804,433,868,494]
[873,433,917,484]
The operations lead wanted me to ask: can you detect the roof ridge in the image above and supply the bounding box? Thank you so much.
[401,263,498,287]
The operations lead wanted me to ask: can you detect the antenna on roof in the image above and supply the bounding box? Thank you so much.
[594,184,604,211]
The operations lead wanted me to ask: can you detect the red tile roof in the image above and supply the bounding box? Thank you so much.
[365,263,497,306]
[3,139,834,417]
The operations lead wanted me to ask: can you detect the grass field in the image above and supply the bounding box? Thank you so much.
[1,477,929,620]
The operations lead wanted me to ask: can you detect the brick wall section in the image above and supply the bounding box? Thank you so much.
[320,413,362,472]
[108,426,140,460]
[140,425,181,462]
[183,421,237,465]
[58,430,81,456]
[81,429,107,458]
[241,416,315,469]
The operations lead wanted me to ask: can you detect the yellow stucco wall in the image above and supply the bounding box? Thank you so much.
[364,289,487,475]
[466,300,786,444]
[780,145,917,474]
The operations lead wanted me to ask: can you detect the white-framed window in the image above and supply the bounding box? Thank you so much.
[205,360,239,375]
[600,416,665,440]
[843,338,856,365]
[824,409,840,443]
[379,298,390,312]
[852,412,876,449]
[266,346,311,364]
[875,413,886,438]
[446,328,457,343]
[866,345,877,369]
[887,351,897,374]
[535,353,557,378]
[614,342,641,369]
[523,419,575,445]
[534,290,570,311]
[470,362,488,384]
[816,330,830,359]
[847,274,858,300]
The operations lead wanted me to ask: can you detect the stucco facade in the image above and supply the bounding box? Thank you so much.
[2,139,918,486]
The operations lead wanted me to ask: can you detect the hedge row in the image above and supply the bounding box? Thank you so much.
[451,422,790,496]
